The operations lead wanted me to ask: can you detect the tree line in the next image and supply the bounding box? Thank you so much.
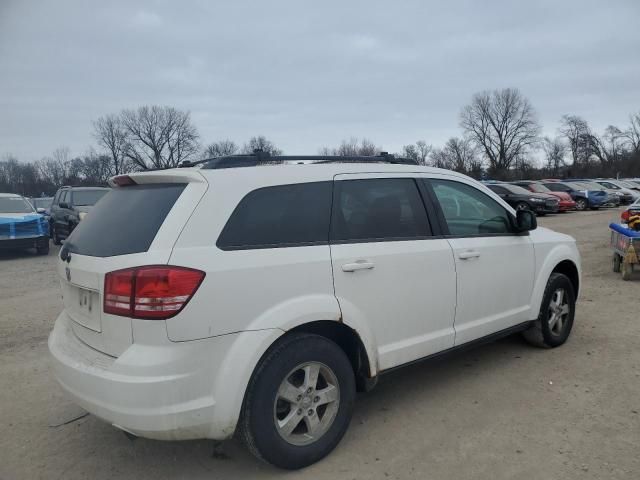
[2,90,640,197]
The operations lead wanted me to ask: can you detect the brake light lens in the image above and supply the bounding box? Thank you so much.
[622,210,630,222]
[104,266,205,319]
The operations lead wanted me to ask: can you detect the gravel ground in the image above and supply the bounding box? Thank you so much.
[1,208,638,480]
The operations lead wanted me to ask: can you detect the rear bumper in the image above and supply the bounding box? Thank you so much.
[48,312,279,440]
[0,235,48,249]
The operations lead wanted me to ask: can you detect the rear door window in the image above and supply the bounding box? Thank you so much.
[64,184,186,257]
[217,182,333,250]
[330,178,431,242]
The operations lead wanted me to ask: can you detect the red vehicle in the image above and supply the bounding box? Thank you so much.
[512,181,576,212]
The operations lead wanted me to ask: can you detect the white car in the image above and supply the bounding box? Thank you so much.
[49,153,581,469]
[595,179,640,203]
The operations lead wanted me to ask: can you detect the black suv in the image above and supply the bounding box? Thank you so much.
[50,186,109,245]
[485,183,559,215]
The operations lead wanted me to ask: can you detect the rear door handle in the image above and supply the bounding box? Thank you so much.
[458,250,481,260]
[342,261,375,272]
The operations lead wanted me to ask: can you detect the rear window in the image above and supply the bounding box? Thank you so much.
[63,184,185,257]
[217,182,332,250]
[72,189,108,206]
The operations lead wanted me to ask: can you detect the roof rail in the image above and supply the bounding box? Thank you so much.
[194,150,418,170]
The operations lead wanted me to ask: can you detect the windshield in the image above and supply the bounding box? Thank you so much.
[0,197,35,214]
[504,184,534,195]
[32,198,53,209]
[582,182,606,191]
[71,190,108,206]
[527,183,551,193]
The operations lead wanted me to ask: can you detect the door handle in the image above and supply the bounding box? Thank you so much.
[342,261,375,272]
[458,250,481,260]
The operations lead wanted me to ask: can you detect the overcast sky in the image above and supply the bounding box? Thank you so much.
[1,0,639,162]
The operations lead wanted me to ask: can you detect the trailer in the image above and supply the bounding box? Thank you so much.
[610,223,640,281]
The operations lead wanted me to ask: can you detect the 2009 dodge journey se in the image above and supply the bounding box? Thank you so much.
[49,152,581,469]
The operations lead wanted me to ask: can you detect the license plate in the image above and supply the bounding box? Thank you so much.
[78,288,95,314]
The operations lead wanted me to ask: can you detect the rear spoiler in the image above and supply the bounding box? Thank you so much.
[108,170,207,188]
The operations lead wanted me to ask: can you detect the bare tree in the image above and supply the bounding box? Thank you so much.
[558,114,599,166]
[319,137,380,156]
[402,140,432,165]
[36,146,72,186]
[120,106,200,169]
[93,114,129,175]
[74,150,112,185]
[202,139,239,158]
[460,88,541,178]
[595,125,625,168]
[622,111,640,153]
[542,136,567,176]
[431,137,481,176]
[241,135,283,155]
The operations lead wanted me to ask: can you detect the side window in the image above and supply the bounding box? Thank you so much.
[52,191,61,205]
[330,178,431,242]
[217,182,332,250]
[429,179,513,236]
[60,191,68,205]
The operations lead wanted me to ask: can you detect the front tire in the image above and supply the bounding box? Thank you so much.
[52,225,62,245]
[522,273,576,348]
[575,198,587,211]
[238,333,355,469]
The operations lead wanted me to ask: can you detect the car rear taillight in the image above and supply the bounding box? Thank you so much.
[104,266,205,319]
[622,210,630,222]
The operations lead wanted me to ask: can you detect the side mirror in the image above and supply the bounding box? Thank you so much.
[515,209,537,233]
[59,202,69,209]
[36,208,46,214]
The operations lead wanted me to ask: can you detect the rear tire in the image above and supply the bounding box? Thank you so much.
[522,273,575,348]
[36,243,49,255]
[238,333,355,470]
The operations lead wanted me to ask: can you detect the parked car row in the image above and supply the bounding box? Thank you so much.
[483,178,640,214]
[0,186,109,255]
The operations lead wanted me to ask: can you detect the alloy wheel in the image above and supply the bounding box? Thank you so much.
[548,288,570,336]
[273,361,340,446]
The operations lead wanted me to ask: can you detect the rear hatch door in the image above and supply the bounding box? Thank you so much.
[58,170,207,356]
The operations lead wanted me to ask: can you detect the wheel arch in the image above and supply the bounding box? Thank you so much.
[528,244,581,320]
[288,320,376,392]
[552,259,580,297]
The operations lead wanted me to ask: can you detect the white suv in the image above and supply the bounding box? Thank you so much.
[49,153,581,469]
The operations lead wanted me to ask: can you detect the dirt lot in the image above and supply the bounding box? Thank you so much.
[1,208,638,480]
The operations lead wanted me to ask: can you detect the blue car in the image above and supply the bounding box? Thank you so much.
[542,181,607,211]
[0,193,50,254]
